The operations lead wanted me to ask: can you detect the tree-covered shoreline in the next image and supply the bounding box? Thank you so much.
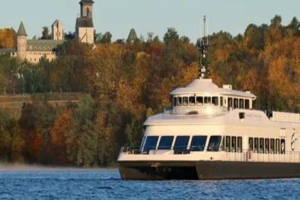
[0,15,300,167]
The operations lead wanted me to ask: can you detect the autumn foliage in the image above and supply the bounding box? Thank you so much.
[0,29,16,48]
[0,15,300,166]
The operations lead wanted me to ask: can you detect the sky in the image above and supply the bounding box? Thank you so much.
[0,0,299,43]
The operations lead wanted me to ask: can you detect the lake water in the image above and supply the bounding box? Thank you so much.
[0,167,299,200]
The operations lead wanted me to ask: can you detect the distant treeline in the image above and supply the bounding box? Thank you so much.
[0,15,299,167]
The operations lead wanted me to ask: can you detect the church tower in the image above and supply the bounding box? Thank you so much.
[17,21,27,60]
[52,20,64,40]
[76,0,95,44]
[80,0,94,18]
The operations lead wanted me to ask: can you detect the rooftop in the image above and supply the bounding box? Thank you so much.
[170,79,256,99]
[27,40,64,51]
[80,0,94,4]
[76,18,94,28]
[17,22,27,37]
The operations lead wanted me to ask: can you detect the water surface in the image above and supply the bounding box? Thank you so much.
[0,168,299,200]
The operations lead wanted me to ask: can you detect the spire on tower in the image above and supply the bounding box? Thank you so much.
[17,21,27,37]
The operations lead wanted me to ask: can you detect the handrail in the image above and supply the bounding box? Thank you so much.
[119,146,300,163]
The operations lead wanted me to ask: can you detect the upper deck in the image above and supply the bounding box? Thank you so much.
[168,79,256,116]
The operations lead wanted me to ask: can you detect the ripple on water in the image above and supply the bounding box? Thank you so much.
[0,169,300,200]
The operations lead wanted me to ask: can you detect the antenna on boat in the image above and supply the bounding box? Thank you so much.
[198,15,209,79]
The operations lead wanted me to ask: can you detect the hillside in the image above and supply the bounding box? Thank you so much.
[0,93,87,119]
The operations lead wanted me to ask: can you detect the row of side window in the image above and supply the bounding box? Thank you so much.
[141,135,286,154]
[173,96,251,109]
[173,96,222,107]
[141,135,223,153]
[249,137,285,154]
[222,136,243,152]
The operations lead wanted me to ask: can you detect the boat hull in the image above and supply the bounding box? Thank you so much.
[118,161,300,180]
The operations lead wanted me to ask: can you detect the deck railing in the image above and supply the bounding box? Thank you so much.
[227,150,300,163]
[120,146,300,163]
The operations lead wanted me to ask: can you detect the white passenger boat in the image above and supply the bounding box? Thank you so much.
[117,18,300,180]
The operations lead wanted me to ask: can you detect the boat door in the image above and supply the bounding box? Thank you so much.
[280,128,286,154]
[243,134,250,161]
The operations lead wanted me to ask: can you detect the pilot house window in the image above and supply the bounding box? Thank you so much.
[189,96,195,106]
[196,97,203,105]
[183,97,188,106]
[207,136,222,152]
[212,97,218,106]
[174,136,190,152]
[143,136,158,152]
[245,99,250,109]
[158,136,174,150]
[204,97,211,104]
[190,136,207,151]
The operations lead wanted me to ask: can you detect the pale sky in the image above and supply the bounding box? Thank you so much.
[0,0,299,43]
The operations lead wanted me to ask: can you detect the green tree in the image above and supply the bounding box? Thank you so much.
[163,28,179,45]
[41,26,51,40]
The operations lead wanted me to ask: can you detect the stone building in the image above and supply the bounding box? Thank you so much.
[12,21,64,63]
[0,0,95,63]
[76,0,95,44]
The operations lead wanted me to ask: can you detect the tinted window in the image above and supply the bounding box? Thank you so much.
[212,97,218,106]
[237,137,242,152]
[239,99,244,108]
[143,136,158,152]
[173,97,177,107]
[177,97,182,106]
[204,97,211,104]
[225,136,230,152]
[190,136,207,151]
[189,96,195,106]
[174,136,190,151]
[281,139,285,154]
[228,98,232,110]
[139,136,146,151]
[196,97,203,105]
[259,138,264,153]
[234,98,238,109]
[249,137,253,151]
[270,139,275,152]
[207,136,222,152]
[245,99,250,109]
[158,136,174,150]
[254,138,258,152]
[183,97,188,106]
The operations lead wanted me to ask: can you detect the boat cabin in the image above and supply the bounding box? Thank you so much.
[169,79,256,115]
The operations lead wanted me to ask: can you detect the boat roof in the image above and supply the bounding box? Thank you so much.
[170,79,256,99]
[144,109,300,128]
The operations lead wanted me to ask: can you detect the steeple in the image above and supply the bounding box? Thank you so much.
[76,0,95,44]
[17,21,27,37]
[80,0,94,18]
[17,21,27,60]
[127,28,138,43]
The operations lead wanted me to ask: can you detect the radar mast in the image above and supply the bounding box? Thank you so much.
[199,15,209,79]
